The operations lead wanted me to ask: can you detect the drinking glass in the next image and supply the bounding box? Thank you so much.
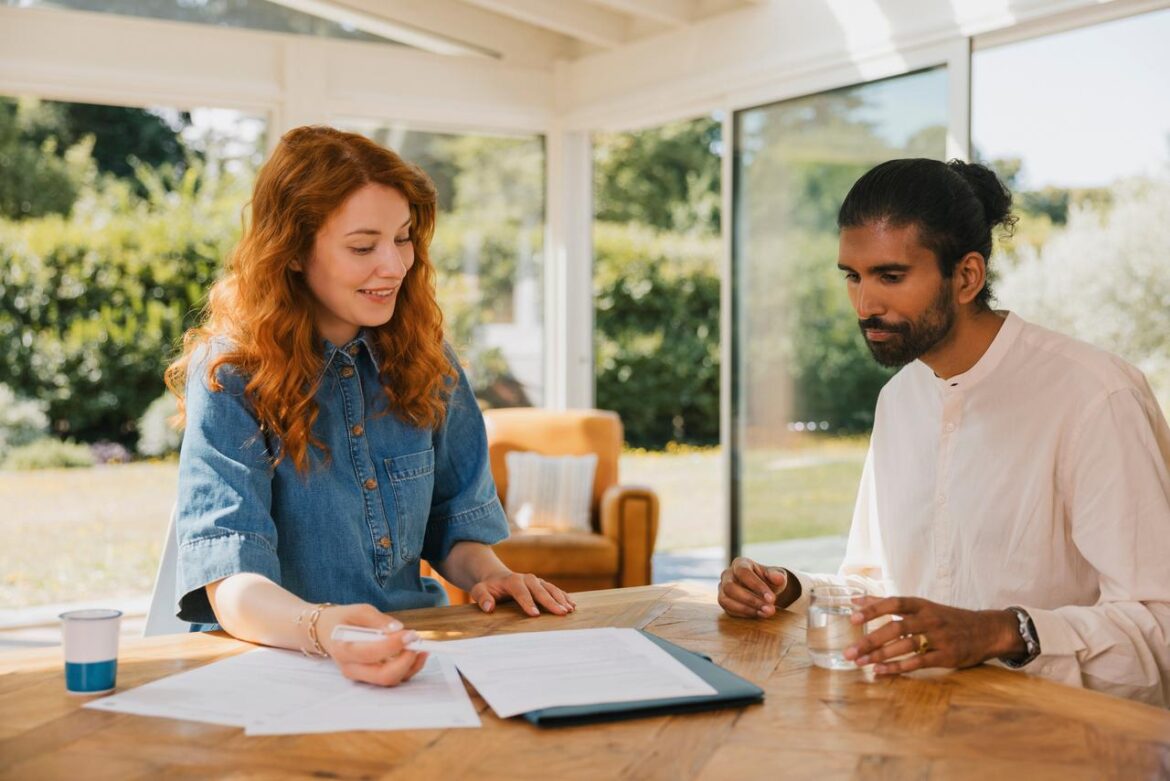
[807,586,865,670]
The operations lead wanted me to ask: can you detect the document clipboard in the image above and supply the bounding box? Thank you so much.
[521,630,764,727]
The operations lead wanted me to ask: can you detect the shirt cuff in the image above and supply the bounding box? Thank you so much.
[423,497,510,564]
[176,532,282,625]
[785,570,816,615]
[1005,605,1087,687]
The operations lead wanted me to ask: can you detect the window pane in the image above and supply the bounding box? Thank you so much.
[341,122,545,408]
[974,8,1170,415]
[592,116,723,576]
[732,68,948,567]
[4,0,394,45]
[0,99,266,618]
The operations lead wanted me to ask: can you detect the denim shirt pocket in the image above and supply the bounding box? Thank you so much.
[384,448,436,564]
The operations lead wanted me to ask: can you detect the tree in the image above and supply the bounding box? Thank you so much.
[0,98,87,219]
[594,117,721,234]
[0,96,192,220]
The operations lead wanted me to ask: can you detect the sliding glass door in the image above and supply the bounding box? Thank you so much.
[731,68,949,569]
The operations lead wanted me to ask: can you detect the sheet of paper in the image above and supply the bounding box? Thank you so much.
[84,648,480,734]
[427,628,717,718]
[246,653,479,735]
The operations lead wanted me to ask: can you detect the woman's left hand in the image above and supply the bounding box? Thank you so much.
[469,571,577,617]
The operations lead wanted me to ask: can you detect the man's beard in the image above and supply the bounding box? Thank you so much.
[858,282,955,368]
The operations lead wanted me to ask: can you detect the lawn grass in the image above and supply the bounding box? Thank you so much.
[0,462,177,609]
[1,437,867,609]
[618,436,867,550]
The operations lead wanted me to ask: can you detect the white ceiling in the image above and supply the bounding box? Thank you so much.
[266,0,765,66]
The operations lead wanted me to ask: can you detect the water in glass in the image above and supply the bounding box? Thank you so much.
[807,586,865,670]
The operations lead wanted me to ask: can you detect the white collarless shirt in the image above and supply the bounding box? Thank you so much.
[791,312,1170,706]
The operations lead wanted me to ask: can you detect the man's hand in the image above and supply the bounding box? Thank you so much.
[718,557,798,618]
[844,596,1024,674]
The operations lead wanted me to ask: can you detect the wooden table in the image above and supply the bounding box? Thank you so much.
[2,585,1168,780]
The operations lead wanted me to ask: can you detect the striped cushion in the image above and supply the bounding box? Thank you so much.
[504,452,597,532]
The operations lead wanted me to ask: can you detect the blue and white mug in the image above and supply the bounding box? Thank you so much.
[59,608,122,695]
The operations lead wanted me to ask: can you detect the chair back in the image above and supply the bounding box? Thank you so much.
[143,505,188,637]
[482,408,622,521]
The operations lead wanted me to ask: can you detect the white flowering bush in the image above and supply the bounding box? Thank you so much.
[136,391,182,458]
[0,382,49,460]
[997,175,1170,411]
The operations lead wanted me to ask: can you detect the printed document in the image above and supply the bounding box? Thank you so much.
[84,648,479,734]
[422,627,717,718]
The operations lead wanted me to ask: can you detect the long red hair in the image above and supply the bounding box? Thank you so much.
[166,125,455,473]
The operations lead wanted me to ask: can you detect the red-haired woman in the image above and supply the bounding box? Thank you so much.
[166,126,574,687]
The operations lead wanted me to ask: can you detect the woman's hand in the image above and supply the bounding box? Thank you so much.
[316,603,427,687]
[843,596,1023,674]
[469,571,577,617]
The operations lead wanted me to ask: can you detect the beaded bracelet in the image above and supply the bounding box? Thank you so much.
[296,602,333,658]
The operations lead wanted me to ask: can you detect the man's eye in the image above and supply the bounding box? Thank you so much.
[351,246,375,255]
[881,274,903,283]
[843,272,859,282]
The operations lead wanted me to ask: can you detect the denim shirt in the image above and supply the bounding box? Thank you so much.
[174,333,509,626]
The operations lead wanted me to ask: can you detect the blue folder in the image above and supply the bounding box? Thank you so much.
[522,630,765,727]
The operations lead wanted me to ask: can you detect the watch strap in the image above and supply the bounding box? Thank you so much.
[1001,606,1041,668]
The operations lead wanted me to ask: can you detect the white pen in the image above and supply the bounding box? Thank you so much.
[330,624,464,655]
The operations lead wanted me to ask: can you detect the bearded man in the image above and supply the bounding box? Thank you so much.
[719,158,1170,707]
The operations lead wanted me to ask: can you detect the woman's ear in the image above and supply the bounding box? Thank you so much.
[289,257,303,272]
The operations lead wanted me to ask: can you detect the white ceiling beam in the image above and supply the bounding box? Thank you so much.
[329,0,576,67]
[265,0,497,57]
[581,0,697,28]
[460,0,630,48]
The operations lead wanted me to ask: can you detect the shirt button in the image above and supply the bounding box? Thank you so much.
[378,536,391,549]
[363,477,377,490]
[340,366,355,379]
[944,422,956,432]
[347,344,361,356]
[351,424,364,437]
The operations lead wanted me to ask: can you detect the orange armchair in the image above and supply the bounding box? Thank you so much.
[423,409,659,603]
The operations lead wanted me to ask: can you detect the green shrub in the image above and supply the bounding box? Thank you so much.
[2,437,94,470]
[594,223,720,448]
[0,161,247,444]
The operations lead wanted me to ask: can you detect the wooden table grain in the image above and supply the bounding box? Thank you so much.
[2,584,1168,780]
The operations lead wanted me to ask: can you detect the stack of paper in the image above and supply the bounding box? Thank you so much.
[84,649,480,735]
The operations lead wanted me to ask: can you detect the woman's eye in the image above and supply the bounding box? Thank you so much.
[351,246,375,255]
[394,236,411,246]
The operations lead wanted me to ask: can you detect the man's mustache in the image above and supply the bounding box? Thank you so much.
[858,317,909,334]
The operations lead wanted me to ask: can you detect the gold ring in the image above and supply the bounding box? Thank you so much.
[914,633,930,656]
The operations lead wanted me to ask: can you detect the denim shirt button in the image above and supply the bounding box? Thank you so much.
[351,424,364,437]
[378,536,392,549]
[340,366,355,379]
[347,344,361,356]
[363,477,377,490]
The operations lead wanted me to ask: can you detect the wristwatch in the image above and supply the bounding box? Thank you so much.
[1001,606,1041,668]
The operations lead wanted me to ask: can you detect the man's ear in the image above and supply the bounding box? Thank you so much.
[954,251,986,306]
